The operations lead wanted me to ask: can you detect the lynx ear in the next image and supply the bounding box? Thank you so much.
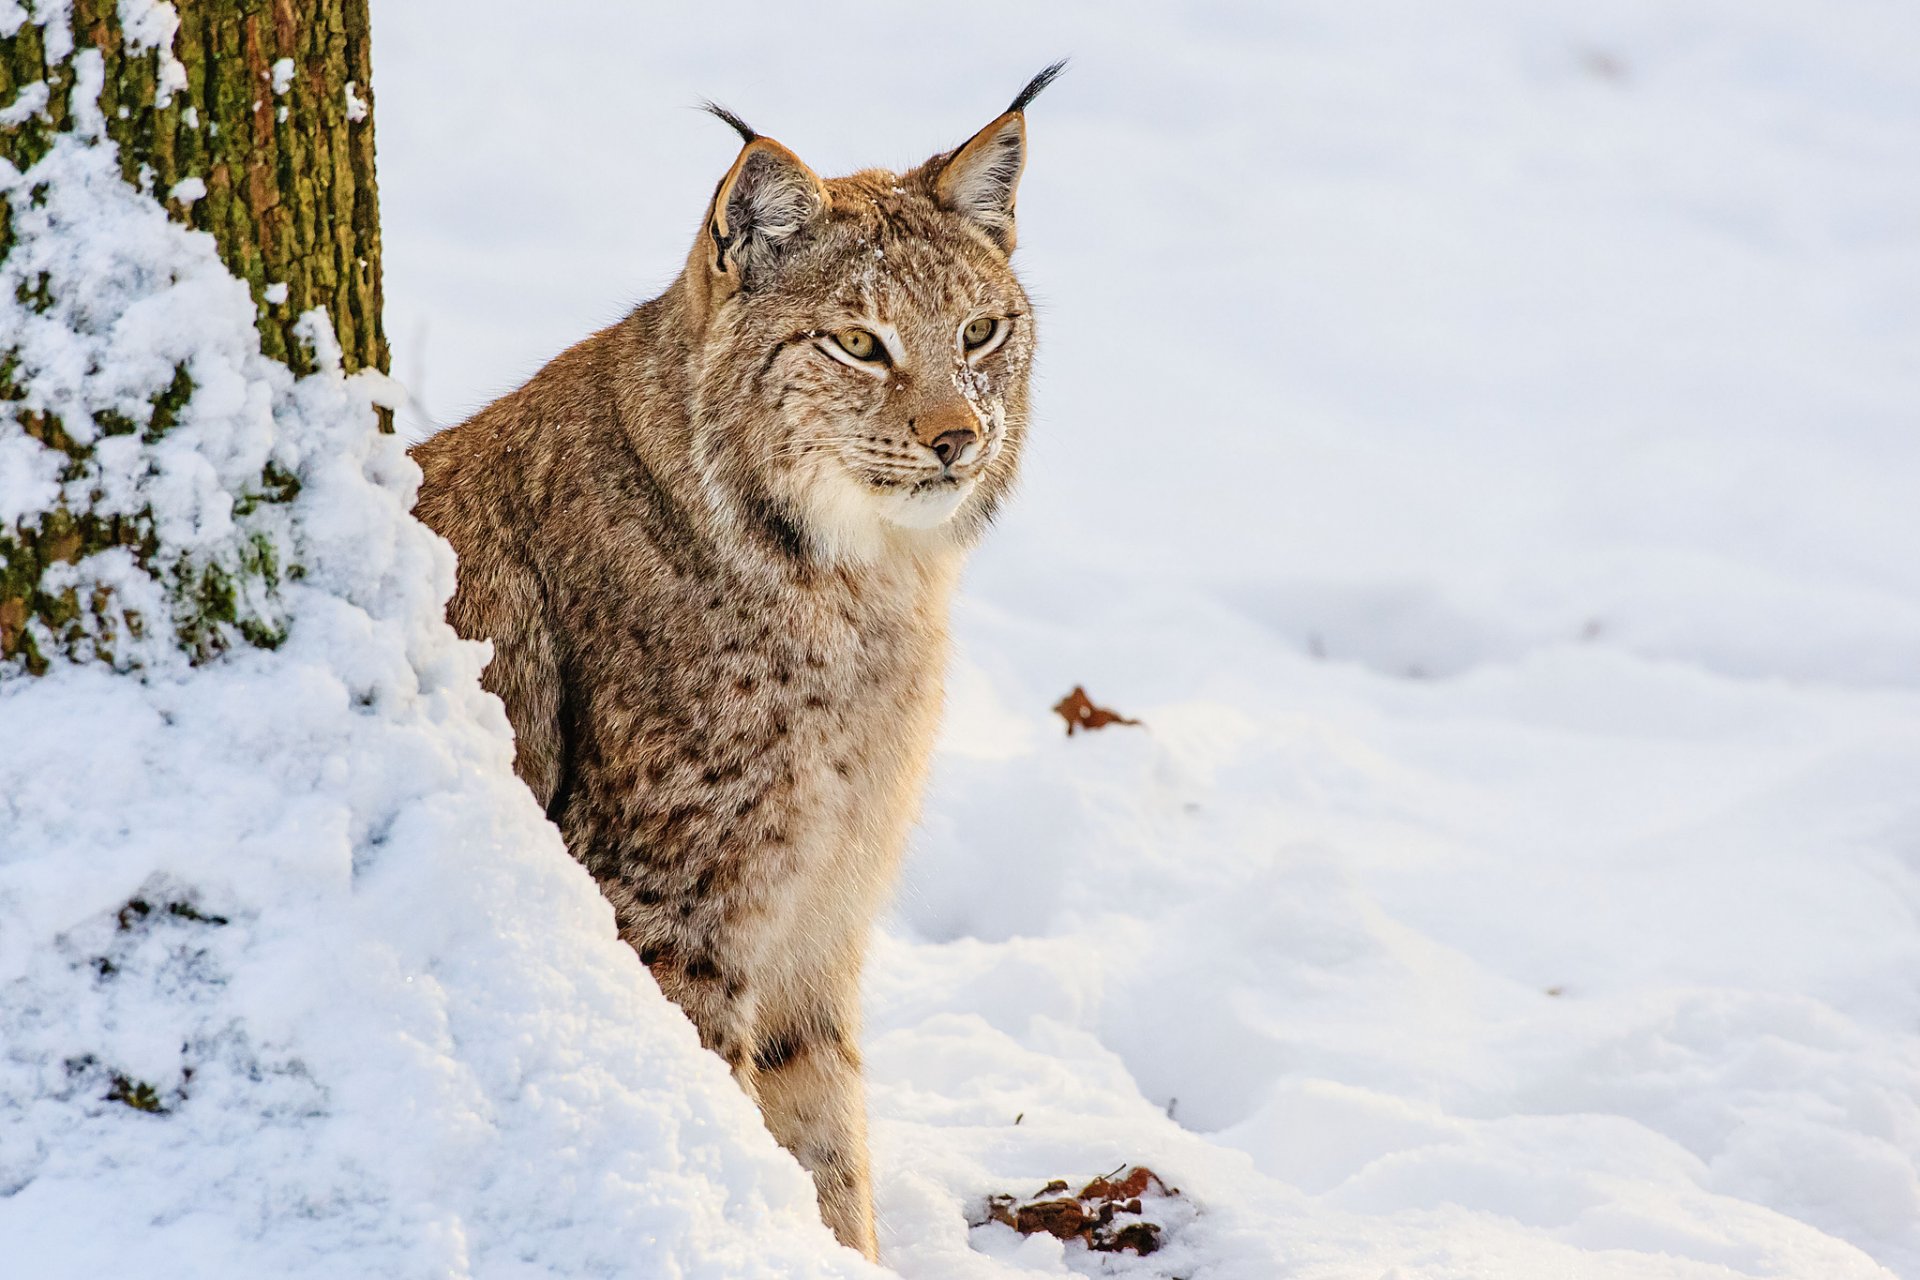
[936,114,1026,251]
[704,126,827,292]
[934,61,1065,253]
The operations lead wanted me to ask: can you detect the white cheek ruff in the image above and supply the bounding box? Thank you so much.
[793,464,975,556]
[879,480,974,529]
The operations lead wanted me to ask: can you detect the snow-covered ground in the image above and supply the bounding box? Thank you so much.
[8,0,1910,1276]
[378,3,1920,1276]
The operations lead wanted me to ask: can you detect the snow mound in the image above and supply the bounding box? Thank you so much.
[0,21,876,1280]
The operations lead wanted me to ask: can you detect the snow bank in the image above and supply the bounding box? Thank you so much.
[0,15,877,1279]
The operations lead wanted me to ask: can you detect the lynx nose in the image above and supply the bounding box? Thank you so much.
[929,428,978,468]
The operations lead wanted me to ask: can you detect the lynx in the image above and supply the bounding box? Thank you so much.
[411,65,1062,1259]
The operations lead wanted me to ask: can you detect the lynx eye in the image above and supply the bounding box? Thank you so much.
[832,328,883,362]
[962,316,1000,351]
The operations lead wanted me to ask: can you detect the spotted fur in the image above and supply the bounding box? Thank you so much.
[411,74,1058,1259]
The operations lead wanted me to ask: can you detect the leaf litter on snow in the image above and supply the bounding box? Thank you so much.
[972,1165,1193,1267]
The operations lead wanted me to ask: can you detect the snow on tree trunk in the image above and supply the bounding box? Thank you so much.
[1,0,384,673]
[1,0,387,376]
[0,5,880,1276]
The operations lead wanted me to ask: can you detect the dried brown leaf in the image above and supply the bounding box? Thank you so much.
[1052,685,1141,736]
[1015,1198,1088,1240]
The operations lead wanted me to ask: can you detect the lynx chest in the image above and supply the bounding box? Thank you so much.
[560,553,951,955]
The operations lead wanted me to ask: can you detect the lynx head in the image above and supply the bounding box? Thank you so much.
[679,64,1063,566]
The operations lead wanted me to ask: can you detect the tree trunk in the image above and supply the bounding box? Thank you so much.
[2,0,385,374]
[0,0,384,674]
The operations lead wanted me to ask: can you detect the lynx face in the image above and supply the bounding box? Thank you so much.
[686,109,1041,564]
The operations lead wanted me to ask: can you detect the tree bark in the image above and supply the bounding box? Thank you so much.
[1,0,385,375]
[1,0,383,674]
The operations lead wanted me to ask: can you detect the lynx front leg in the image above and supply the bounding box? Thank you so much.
[635,934,761,1087]
[751,1006,877,1260]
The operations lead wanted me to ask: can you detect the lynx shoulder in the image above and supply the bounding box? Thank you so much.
[410,64,1063,1259]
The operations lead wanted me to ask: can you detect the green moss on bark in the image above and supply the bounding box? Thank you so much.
[1,0,384,674]
[4,0,387,376]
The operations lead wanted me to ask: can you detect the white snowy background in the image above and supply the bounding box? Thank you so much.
[378,2,1920,1276]
[3,0,1915,1277]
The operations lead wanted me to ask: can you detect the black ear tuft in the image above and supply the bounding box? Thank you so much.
[700,100,759,144]
[1007,60,1068,115]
